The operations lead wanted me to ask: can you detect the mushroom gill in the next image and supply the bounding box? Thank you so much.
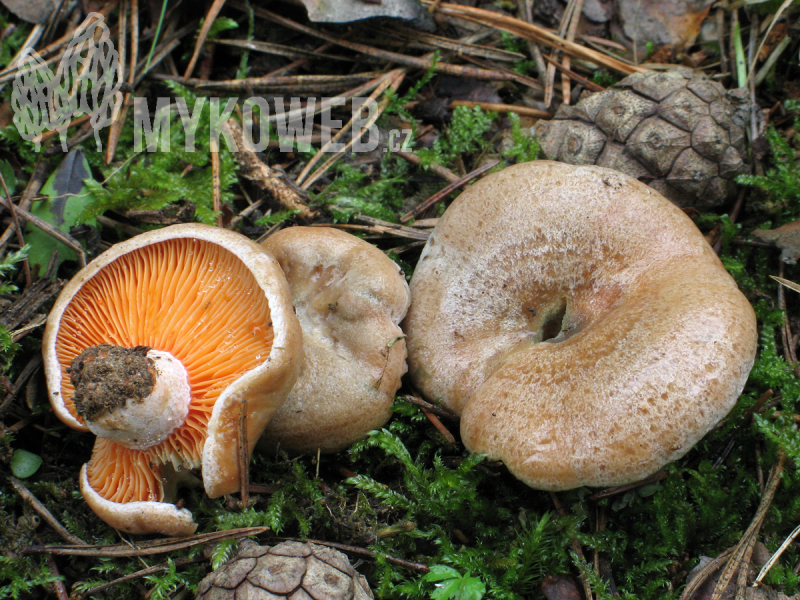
[54,237,275,504]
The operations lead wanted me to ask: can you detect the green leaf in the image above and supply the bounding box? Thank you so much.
[206,17,239,39]
[423,565,462,583]
[424,566,486,600]
[10,449,43,478]
[25,149,97,276]
[0,160,17,196]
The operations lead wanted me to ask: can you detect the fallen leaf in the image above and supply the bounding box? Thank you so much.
[758,22,788,62]
[24,149,96,276]
[616,0,713,53]
[297,0,421,23]
[541,575,583,600]
[0,0,58,23]
[753,220,800,264]
[10,449,43,478]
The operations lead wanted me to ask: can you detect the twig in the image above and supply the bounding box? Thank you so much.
[588,471,669,501]
[78,557,202,598]
[238,398,249,510]
[44,552,69,600]
[703,451,786,600]
[422,408,457,444]
[400,160,499,223]
[21,527,269,557]
[296,70,403,186]
[425,2,646,76]
[210,38,351,62]
[402,393,458,420]
[778,262,797,363]
[394,151,460,184]
[379,25,526,62]
[551,492,594,600]
[541,54,606,93]
[300,71,406,189]
[278,537,430,573]
[448,100,553,118]
[754,521,800,587]
[0,166,31,287]
[184,0,228,81]
[10,477,87,546]
[224,118,319,222]
[0,196,86,267]
[211,137,223,228]
[0,355,42,417]
[241,5,520,84]
[561,0,587,104]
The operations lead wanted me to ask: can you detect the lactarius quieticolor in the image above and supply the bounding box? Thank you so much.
[404,161,758,491]
[259,227,411,454]
[43,224,302,536]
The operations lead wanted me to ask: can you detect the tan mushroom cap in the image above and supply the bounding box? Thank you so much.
[43,224,302,535]
[259,227,410,454]
[404,161,757,491]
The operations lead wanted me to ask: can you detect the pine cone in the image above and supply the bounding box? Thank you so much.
[196,540,374,600]
[535,68,751,209]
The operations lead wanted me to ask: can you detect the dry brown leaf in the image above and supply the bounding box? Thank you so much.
[616,0,713,54]
[753,220,800,264]
[0,0,57,23]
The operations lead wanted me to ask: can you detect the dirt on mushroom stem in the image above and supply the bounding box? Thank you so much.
[68,344,156,421]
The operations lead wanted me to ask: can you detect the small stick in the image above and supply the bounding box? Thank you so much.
[588,471,669,501]
[448,100,554,118]
[394,151,460,184]
[279,537,430,573]
[0,157,48,255]
[422,408,456,444]
[550,492,594,600]
[400,160,499,223]
[22,527,268,557]
[703,451,786,600]
[541,54,606,92]
[43,552,69,600]
[78,556,202,598]
[778,262,796,363]
[716,7,729,75]
[403,394,458,420]
[184,0,228,81]
[561,0,586,103]
[0,166,31,287]
[244,5,519,84]
[0,197,86,267]
[10,477,88,546]
[211,137,223,228]
[754,521,800,587]
[238,398,249,509]
[296,70,403,186]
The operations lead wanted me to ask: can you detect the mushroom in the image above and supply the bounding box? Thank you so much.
[404,161,758,491]
[43,224,303,535]
[259,227,410,454]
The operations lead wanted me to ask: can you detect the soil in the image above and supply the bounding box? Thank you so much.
[67,345,155,421]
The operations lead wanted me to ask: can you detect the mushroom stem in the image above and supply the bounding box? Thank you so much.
[69,345,191,450]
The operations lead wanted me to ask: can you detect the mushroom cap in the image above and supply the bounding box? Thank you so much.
[43,224,303,534]
[404,161,757,491]
[259,227,410,454]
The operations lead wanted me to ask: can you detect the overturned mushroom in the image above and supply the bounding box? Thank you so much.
[404,161,758,491]
[259,227,410,454]
[43,224,303,535]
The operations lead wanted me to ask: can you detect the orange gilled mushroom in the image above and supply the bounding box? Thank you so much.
[43,224,303,536]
